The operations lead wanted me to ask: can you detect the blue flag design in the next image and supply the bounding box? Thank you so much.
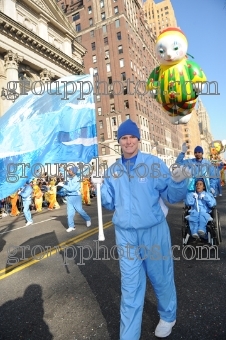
[0,74,98,199]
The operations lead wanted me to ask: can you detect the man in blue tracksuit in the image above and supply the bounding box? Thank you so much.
[92,119,190,339]
[58,166,91,232]
[18,181,33,226]
[175,144,218,193]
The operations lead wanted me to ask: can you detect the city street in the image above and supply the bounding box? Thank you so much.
[0,190,226,340]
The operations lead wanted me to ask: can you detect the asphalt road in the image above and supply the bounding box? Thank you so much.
[0,189,226,340]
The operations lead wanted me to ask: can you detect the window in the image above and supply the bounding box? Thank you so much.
[115,19,120,28]
[97,107,102,115]
[105,50,109,59]
[99,120,103,129]
[118,45,123,54]
[106,63,111,72]
[111,117,117,126]
[91,42,96,50]
[92,55,97,63]
[102,24,107,33]
[114,6,119,13]
[96,94,101,102]
[110,103,115,111]
[88,6,92,14]
[113,131,117,140]
[76,23,81,32]
[73,12,80,21]
[125,114,130,120]
[100,133,104,142]
[124,100,129,109]
[121,72,126,81]
[108,76,112,84]
[109,92,114,99]
[100,0,104,8]
[93,67,98,75]
[101,12,106,20]
[117,32,121,40]
[104,36,108,45]
[102,147,106,155]
[119,58,124,67]
[90,30,95,37]
[89,18,93,26]
[123,86,127,95]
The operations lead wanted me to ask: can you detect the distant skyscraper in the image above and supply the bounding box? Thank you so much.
[143,0,177,37]
[197,99,213,156]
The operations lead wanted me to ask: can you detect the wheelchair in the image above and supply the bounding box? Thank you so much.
[182,205,222,247]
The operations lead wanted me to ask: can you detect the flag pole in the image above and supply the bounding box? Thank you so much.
[89,67,105,241]
[96,182,105,241]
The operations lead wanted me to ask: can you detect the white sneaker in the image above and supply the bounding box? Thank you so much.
[192,233,199,239]
[86,220,91,228]
[25,221,33,226]
[198,230,205,236]
[219,194,222,196]
[66,227,75,232]
[155,319,176,338]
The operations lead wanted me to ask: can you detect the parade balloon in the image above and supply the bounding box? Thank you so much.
[209,140,226,163]
[146,27,207,124]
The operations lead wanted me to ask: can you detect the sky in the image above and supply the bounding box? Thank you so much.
[161,0,226,143]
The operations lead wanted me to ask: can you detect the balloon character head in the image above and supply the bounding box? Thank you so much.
[156,27,188,66]
[147,27,207,125]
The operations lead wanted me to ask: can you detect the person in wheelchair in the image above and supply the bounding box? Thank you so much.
[185,178,216,239]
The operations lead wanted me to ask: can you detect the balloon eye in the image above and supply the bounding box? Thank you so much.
[174,46,179,51]
[159,49,164,54]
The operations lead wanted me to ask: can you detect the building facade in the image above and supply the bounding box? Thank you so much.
[143,0,177,38]
[0,0,85,117]
[58,0,184,167]
[197,99,213,157]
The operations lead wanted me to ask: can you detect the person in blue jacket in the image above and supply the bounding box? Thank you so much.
[185,178,216,238]
[57,166,91,232]
[175,144,218,193]
[211,160,224,197]
[18,181,33,226]
[92,119,190,339]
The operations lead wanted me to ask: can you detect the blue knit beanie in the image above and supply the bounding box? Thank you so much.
[194,146,203,154]
[117,119,140,142]
[70,166,78,174]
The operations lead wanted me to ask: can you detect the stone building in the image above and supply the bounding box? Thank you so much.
[0,0,86,117]
[58,0,184,167]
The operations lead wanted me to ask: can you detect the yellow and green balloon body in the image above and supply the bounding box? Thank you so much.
[146,27,207,124]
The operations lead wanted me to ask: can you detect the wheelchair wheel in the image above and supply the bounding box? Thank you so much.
[212,209,221,245]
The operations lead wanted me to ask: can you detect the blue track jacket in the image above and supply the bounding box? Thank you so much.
[20,185,33,200]
[63,175,81,196]
[101,151,188,230]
